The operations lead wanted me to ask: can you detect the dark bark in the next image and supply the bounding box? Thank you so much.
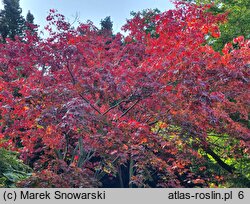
[204,146,235,173]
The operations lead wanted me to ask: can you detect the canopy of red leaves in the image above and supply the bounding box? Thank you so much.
[0,3,249,187]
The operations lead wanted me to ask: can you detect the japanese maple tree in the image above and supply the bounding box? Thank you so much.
[0,3,249,187]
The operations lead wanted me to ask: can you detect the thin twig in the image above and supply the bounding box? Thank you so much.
[118,100,140,120]
[66,63,77,85]
[148,120,158,126]
[63,130,71,160]
[102,99,128,115]
[79,93,101,114]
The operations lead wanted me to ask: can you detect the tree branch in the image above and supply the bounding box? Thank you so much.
[78,93,101,114]
[66,63,101,114]
[117,99,140,120]
[204,146,235,173]
[102,99,128,116]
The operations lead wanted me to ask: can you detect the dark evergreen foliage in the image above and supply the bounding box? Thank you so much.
[26,10,34,24]
[100,16,113,35]
[0,0,25,41]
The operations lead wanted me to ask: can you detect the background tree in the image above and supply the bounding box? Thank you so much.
[129,8,160,38]
[26,10,34,24]
[0,148,31,187]
[0,0,25,41]
[25,10,37,32]
[179,0,250,51]
[100,16,113,36]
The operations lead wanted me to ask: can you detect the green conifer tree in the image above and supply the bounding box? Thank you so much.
[100,16,113,36]
[0,0,25,41]
[26,10,34,24]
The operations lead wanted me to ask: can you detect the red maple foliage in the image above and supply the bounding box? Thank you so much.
[0,3,249,187]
